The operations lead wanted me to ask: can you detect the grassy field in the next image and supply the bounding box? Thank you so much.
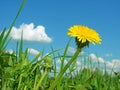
[0,0,120,90]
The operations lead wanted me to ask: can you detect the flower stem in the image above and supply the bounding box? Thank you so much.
[35,69,49,90]
[48,48,81,90]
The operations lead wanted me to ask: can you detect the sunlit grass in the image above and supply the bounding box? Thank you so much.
[0,40,120,90]
[0,0,120,90]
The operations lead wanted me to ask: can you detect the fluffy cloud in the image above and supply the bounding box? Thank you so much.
[67,46,84,55]
[89,53,105,63]
[5,49,14,54]
[43,47,120,72]
[76,61,81,66]
[67,46,76,54]
[105,53,112,57]
[64,46,120,71]
[28,48,39,55]
[56,58,68,64]
[9,23,52,43]
[89,53,120,71]
[106,59,120,68]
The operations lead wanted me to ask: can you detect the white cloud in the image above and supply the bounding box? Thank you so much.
[28,48,39,55]
[76,61,81,66]
[106,61,114,67]
[56,58,68,64]
[9,23,52,43]
[67,46,76,54]
[56,59,61,64]
[6,49,14,54]
[112,59,120,68]
[89,53,120,71]
[105,53,112,57]
[98,57,105,63]
[67,46,84,55]
[53,52,120,73]
[89,53,104,63]
[106,59,120,68]
[89,53,98,62]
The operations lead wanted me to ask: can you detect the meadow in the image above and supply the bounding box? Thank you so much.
[0,0,120,90]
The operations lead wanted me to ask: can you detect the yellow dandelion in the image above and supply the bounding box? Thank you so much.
[67,25,102,48]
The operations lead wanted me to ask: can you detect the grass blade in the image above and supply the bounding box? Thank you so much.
[0,28,6,44]
[60,37,72,71]
[0,0,26,50]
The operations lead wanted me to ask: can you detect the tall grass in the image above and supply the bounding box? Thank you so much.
[0,0,120,90]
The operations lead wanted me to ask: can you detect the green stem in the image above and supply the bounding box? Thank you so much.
[1,68,4,90]
[17,74,22,90]
[48,48,81,90]
[34,70,49,90]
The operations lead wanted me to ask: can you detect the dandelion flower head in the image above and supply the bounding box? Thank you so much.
[67,25,102,45]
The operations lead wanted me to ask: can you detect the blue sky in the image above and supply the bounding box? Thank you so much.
[0,0,120,70]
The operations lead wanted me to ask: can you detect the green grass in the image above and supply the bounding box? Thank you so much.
[0,0,120,90]
[0,42,120,90]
